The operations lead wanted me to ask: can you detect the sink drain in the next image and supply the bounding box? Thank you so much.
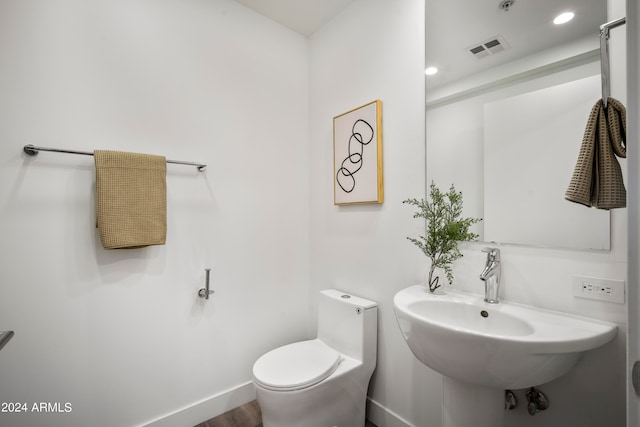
[480,310,489,318]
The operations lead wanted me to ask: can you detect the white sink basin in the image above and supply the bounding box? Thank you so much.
[394,285,617,389]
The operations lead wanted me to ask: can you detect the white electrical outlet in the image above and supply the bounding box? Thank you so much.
[572,276,625,304]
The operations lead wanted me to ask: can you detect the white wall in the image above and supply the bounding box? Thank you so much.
[425,3,628,426]
[308,1,439,426]
[2,1,622,426]
[0,1,311,426]
[627,0,640,424]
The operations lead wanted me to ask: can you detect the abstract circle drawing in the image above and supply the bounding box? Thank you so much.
[336,119,374,193]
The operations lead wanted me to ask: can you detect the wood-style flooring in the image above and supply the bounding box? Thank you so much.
[194,400,378,427]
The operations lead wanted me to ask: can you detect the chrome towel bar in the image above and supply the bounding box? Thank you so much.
[23,144,207,171]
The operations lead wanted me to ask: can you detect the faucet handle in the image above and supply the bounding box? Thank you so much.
[482,247,500,260]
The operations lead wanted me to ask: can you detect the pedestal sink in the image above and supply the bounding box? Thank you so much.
[393,285,617,427]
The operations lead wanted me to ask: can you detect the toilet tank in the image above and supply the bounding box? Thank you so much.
[317,290,377,363]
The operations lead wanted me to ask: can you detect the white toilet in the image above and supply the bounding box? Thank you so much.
[252,289,378,427]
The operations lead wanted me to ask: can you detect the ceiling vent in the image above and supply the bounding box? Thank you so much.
[467,35,510,59]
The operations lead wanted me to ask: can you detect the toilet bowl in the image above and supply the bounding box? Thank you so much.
[252,289,378,427]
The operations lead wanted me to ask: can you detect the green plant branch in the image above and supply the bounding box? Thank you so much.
[403,182,481,293]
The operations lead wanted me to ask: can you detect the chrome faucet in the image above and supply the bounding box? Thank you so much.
[479,247,501,303]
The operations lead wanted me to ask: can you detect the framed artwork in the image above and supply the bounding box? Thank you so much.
[333,100,383,205]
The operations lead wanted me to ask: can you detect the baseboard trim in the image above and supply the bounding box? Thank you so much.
[139,383,412,427]
[367,397,416,427]
[138,381,256,427]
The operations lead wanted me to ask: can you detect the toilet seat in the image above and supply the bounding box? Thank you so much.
[253,339,343,391]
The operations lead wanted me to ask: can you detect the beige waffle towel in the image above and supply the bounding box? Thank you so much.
[565,97,627,209]
[95,150,167,249]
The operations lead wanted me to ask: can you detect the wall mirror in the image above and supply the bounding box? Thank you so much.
[425,0,612,250]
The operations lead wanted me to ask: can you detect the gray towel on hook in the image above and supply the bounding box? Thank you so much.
[565,97,626,209]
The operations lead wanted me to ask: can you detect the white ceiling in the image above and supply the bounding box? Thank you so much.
[233,0,608,90]
[233,0,356,36]
[426,0,607,90]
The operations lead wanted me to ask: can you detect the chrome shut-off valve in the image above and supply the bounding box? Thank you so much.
[526,387,549,416]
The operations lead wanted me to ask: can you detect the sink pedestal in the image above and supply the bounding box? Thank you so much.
[442,377,504,427]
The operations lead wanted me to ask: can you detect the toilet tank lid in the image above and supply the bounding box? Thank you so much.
[321,289,377,309]
[252,339,343,391]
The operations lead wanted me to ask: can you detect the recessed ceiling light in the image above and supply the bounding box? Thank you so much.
[554,12,575,25]
[425,66,438,76]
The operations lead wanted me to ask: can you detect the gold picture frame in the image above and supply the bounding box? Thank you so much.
[333,100,383,205]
